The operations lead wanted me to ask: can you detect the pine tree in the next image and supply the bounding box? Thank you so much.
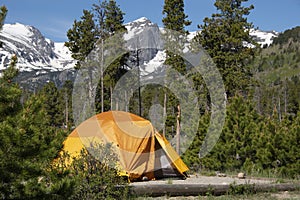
[162,0,191,153]
[0,55,21,122]
[194,0,257,97]
[66,1,128,117]
[65,10,97,70]
[0,6,7,48]
[283,111,300,177]
[0,6,7,29]
[104,0,126,34]
[95,0,128,112]
[0,61,71,198]
[39,82,63,127]
[0,94,70,198]
[58,80,74,129]
[162,0,191,74]
[93,0,108,39]
[92,0,108,113]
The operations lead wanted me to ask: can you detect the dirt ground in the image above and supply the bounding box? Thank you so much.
[130,174,275,186]
[130,175,300,199]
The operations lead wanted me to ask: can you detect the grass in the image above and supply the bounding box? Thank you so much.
[166,178,173,184]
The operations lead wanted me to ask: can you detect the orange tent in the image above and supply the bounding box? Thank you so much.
[62,111,189,181]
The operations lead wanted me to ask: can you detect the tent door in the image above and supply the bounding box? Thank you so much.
[154,138,183,179]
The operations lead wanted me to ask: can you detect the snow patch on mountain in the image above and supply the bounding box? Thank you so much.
[250,29,279,47]
[187,31,198,41]
[141,50,166,77]
[187,29,278,47]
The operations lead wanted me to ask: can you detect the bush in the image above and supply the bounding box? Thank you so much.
[66,143,129,200]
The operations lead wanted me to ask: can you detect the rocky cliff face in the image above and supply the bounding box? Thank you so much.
[125,17,162,62]
[124,17,165,80]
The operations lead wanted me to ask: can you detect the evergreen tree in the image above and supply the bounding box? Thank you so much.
[0,55,21,122]
[182,112,210,170]
[58,80,74,129]
[93,0,108,39]
[282,111,300,177]
[104,0,126,34]
[162,0,191,151]
[0,6,7,29]
[39,82,62,127]
[67,1,127,113]
[0,6,7,48]
[194,0,257,96]
[65,10,97,69]
[273,26,300,45]
[0,62,70,198]
[0,94,69,199]
[162,0,191,74]
[92,0,108,113]
[94,0,128,112]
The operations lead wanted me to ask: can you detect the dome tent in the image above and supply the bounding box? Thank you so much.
[62,111,189,181]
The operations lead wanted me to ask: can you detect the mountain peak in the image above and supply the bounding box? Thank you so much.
[133,17,150,23]
[125,17,155,28]
[124,17,158,42]
[2,23,34,39]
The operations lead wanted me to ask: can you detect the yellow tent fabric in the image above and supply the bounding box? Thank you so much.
[62,111,189,181]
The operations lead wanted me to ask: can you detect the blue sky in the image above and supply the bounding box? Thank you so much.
[1,0,300,42]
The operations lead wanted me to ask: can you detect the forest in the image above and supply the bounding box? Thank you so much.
[0,0,299,199]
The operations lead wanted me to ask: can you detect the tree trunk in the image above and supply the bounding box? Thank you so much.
[163,92,167,137]
[101,38,104,113]
[110,84,113,110]
[65,92,68,129]
[284,80,287,115]
[125,90,128,112]
[176,104,181,155]
[278,96,282,122]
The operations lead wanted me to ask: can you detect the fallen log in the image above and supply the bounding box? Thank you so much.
[129,183,300,197]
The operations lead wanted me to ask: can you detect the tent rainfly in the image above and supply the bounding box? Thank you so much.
[62,111,189,181]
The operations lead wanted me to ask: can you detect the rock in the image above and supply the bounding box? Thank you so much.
[215,171,227,177]
[217,173,227,177]
[237,172,246,179]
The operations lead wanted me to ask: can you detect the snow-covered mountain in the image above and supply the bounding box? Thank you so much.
[0,23,75,72]
[0,23,76,90]
[0,18,279,90]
